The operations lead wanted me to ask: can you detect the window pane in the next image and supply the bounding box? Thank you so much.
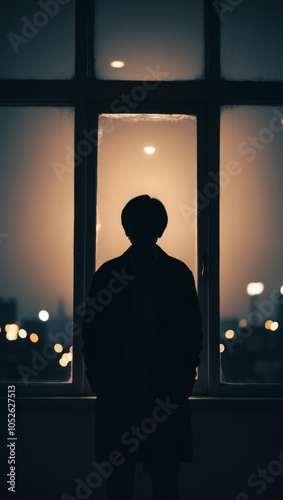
[221,0,283,81]
[0,0,75,79]
[0,107,74,383]
[96,114,197,281]
[94,0,204,80]
[220,106,283,383]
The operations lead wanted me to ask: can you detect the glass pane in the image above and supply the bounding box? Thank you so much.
[96,114,197,281]
[221,0,283,81]
[0,107,74,383]
[0,0,75,79]
[94,0,204,80]
[220,106,283,383]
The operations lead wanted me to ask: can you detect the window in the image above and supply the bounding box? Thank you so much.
[0,106,74,386]
[0,0,282,397]
[220,106,283,385]
[96,113,197,278]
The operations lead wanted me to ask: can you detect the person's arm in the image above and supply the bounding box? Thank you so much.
[180,267,203,395]
[82,266,106,393]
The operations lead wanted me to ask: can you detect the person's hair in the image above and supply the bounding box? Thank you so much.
[121,195,168,237]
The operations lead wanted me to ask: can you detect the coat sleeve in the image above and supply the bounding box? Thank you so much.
[178,266,203,396]
[81,265,108,393]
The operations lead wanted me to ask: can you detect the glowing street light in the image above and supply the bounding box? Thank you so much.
[246,282,264,296]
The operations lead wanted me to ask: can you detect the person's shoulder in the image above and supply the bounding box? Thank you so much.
[157,246,193,275]
[94,248,130,275]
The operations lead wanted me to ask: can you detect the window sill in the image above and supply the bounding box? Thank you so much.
[1,396,283,410]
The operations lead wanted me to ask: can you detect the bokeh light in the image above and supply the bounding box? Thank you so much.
[225,329,235,339]
[219,343,225,353]
[30,333,39,343]
[54,343,63,353]
[246,282,264,296]
[270,322,279,331]
[18,329,28,338]
[39,310,49,321]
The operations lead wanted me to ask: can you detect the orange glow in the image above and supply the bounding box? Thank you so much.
[5,324,19,340]
[225,329,235,339]
[238,319,247,327]
[30,333,39,343]
[265,320,273,330]
[54,343,63,353]
[62,352,72,363]
[6,331,17,341]
[219,343,225,353]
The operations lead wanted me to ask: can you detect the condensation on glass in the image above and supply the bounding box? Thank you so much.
[0,0,75,79]
[96,113,197,284]
[220,106,283,383]
[94,0,204,80]
[0,107,74,383]
[221,0,283,81]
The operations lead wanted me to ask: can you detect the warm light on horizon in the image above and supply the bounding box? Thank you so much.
[109,60,125,68]
[144,146,156,155]
[246,282,265,296]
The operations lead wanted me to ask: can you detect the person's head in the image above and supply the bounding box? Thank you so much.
[121,195,168,249]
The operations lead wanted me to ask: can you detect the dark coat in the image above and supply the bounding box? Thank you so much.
[82,245,202,466]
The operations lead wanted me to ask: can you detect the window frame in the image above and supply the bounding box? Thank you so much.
[0,0,283,397]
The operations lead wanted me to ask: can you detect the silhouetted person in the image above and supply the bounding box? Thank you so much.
[82,195,203,500]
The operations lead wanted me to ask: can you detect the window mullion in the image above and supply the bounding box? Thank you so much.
[207,99,221,396]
